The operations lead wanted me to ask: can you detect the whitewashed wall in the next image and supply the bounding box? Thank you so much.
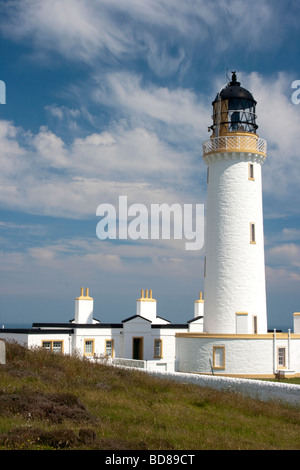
[27,333,73,354]
[203,153,267,334]
[176,334,300,376]
[144,369,300,406]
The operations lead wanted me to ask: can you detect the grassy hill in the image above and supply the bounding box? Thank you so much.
[0,341,299,450]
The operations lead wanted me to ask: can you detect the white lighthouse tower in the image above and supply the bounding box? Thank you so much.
[203,72,268,335]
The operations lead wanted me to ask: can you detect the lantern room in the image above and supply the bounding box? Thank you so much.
[209,72,258,137]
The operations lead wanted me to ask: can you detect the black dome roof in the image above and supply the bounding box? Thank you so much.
[213,72,256,105]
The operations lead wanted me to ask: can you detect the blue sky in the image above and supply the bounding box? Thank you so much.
[0,0,299,329]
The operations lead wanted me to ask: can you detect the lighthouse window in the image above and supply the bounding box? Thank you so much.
[230,111,240,131]
[253,316,258,334]
[249,163,254,180]
[250,223,256,244]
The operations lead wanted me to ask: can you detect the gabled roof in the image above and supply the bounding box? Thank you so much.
[187,316,203,324]
[155,316,170,323]
[68,318,101,324]
[122,315,152,323]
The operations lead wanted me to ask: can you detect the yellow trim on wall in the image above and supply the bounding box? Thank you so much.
[176,332,300,339]
[204,147,266,158]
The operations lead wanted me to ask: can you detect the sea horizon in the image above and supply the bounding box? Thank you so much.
[0,322,294,332]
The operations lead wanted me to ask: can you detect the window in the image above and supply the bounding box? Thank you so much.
[52,341,63,353]
[250,223,256,244]
[154,339,163,358]
[42,341,51,351]
[42,340,63,353]
[253,316,258,334]
[84,339,94,356]
[278,347,286,368]
[213,346,225,369]
[249,163,254,180]
[105,339,114,357]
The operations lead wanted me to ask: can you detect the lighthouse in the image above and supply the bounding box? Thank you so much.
[203,72,268,335]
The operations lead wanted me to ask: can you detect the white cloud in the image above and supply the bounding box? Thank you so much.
[92,71,210,151]
[0,116,200,219]
[32,126,69,169]
[267,243,300,268]
[232,72,300,216]
[0,0,284,73]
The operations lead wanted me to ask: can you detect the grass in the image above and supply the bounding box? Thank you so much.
[0,341,299,450]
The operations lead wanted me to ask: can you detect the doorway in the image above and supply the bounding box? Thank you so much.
[132,337,144,360]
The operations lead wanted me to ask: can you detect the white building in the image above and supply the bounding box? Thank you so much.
[0,287,204,372]
[1,73,300,378]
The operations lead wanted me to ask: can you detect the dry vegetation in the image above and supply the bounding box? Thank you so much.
[0,341,299,450]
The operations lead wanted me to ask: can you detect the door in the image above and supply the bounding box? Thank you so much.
[132,337,143,360]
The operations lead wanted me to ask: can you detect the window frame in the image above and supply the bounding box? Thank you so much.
[248,162,255,180]
[84,339,95,356]
[277,347,286,369]
[253,315,258,334]
[213,346,225,370]
[105,339,114,357]
[154,339,163,359]
[250,222,256,244]
[42,340,63,354]
[132,337,144,360]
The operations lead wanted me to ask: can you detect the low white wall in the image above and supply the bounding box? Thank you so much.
[0,340,5,365]
[144,370,300,407]
[99,357,175,372]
